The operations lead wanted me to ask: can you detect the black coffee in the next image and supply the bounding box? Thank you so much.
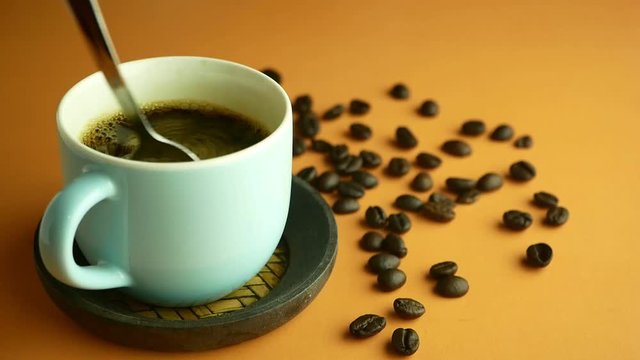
[82,101,269,162]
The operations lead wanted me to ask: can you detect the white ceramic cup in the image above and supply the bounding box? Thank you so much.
[39,56,293,307]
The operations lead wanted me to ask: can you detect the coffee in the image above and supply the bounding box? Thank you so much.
[81,101,269,162]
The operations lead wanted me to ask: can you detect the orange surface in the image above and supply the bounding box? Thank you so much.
[1,0,639,358]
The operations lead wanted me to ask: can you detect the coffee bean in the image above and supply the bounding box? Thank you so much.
[337,181,365,198]
[329,144,349,163]
[335,155,363,175]
[390,83,410,99]
[490,124,514,141]
[394,194,424,212]
[391,328,420,355]
[293,94,312,114]
[445,177,477,194]
[514,135,533,148]
[261,68,281,84]
[503,210,533,230]
[311,138,333,153]
[322,104,344,120]
[421,201,455,222]
[428,192,456,207]
[410,172,433,192]
[365,206,387,228]
[476,172,503,192]
[360,231,385,251]
[429,261,458,278]
[386,157,411,177]
[332,197,359,214]
[360,150,382,168]
[460,119,486,136]
[396,127,418,148]
[351,170,378,189]
[533,191,559,208]
[368,253,401,274]
[509,160,536,181]
[418,99,438,117]
[314,171,340,193]
[350,123,373,140]
[415,152,442,169]
[393,298,425,319]
[441,140,472,157]
[526,243,553,267]
[387,212,412,234]
[456,189,481,204]
[293,136,306,156]
[435,275,469,298]
[297,112,320,138]
[377,268,407,291]
[545,206,569,226]
[296,166,316,183]
[349,99,371,115]
[349,314,386,338]
[381,233,408,258]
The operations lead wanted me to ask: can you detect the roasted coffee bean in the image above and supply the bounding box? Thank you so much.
[390,83,410,99]
[261,68,281,84]
[337,181,365,198]
[503,210,533,230]
[351,170,378,189]
[456,189,481,204]
[441,140,472,157]
[349,314,386,338]
[526,243,553,267]
[293,135,306,156]
[329,144,349,163]
[365,206,387,228]
[360,150,382,168]
[349,99,371,115]
[332,197,359,214]
[435,275,469,298]
[311,138,333,153]
[509,160,536,181]
[377,268,407,291]
[410,172,433,192]
[460,119,486,136]
[395,194,423,212]
[382,233,408,258]
[418,99,438,117]
[386,157,411,177]
[297,112,320,138]
[415,152,442,169]
[514,135,533,148]
[476,172,503,192]
[322,104,344,120]
[490,124,514,141]
[421,201,455,222]
[445,177,477,194]
[533,191,559,208]
[296,166,317,183]
[360,231,385,251]
[396,127,418,148]
[314,171,340,193]
[387,212,412,234]
[393,298,425,319]
[428,192,456,207]
[335,155,363,175]
[429,261,458,278]
[368,253,401,274]
[391,328,420,355]
[545,206,569,226]
[293,94,312,114]
[350,123,373,140]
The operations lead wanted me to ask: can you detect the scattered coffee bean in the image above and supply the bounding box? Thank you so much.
[391,328,420,355]
[526,243,553,267]
[545,206,569,226]
[360,231,385,251]
[322,104,344,120]
[296,166,316,183]
[351,170,378,189]
[428,192,456,207]
[456,189,481,204]
[328,144,349,163]
[349,314,386,338]
[386,157,411,177]
[441,140,471,157]
[435,275,469,298]
[311,138,333,153]
[377,268,407,291]
[261,68,281,84]
[360,150,382,168]
[410,172,433,192]
[349,99,371,115]
[418,99,438,117]
[390,83,410,99]
[350,123,373,140]
[337,181,366,198]
[421,201,455,222]
[335,155,363,175]
[393,298,425,319]
[503,210,533,230]
[490,124,514,141]
[365,206,387,228]
[429,261,458,278]
[293,94,312,114]
[293,136,306,156]
[314,171,340,193]
[387,212,412,234]
[514,135,533,148]
[368,253,401,274]
[415,152,442,169]
[396,127,418,148]
[332,197,360,214]
[382,233,408,258]
[394,195,424,212]
[460,119,486,136]
[509,160,536,181]
[476,172,503,192]
[445,177,477,194]
[533,191,559,208]
[297,112,320,138]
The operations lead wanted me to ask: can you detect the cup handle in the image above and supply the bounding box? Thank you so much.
[39,172,132,289]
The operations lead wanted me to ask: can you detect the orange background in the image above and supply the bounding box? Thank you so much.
[1,0,639,359]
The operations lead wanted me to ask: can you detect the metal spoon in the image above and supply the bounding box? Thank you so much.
[67,0,200,162]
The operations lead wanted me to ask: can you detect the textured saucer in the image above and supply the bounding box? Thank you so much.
[34,176,337,351]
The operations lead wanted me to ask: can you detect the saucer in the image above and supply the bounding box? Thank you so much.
[34,176,337,351]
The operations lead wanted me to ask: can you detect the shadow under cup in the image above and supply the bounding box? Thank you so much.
[50,57,293,307]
